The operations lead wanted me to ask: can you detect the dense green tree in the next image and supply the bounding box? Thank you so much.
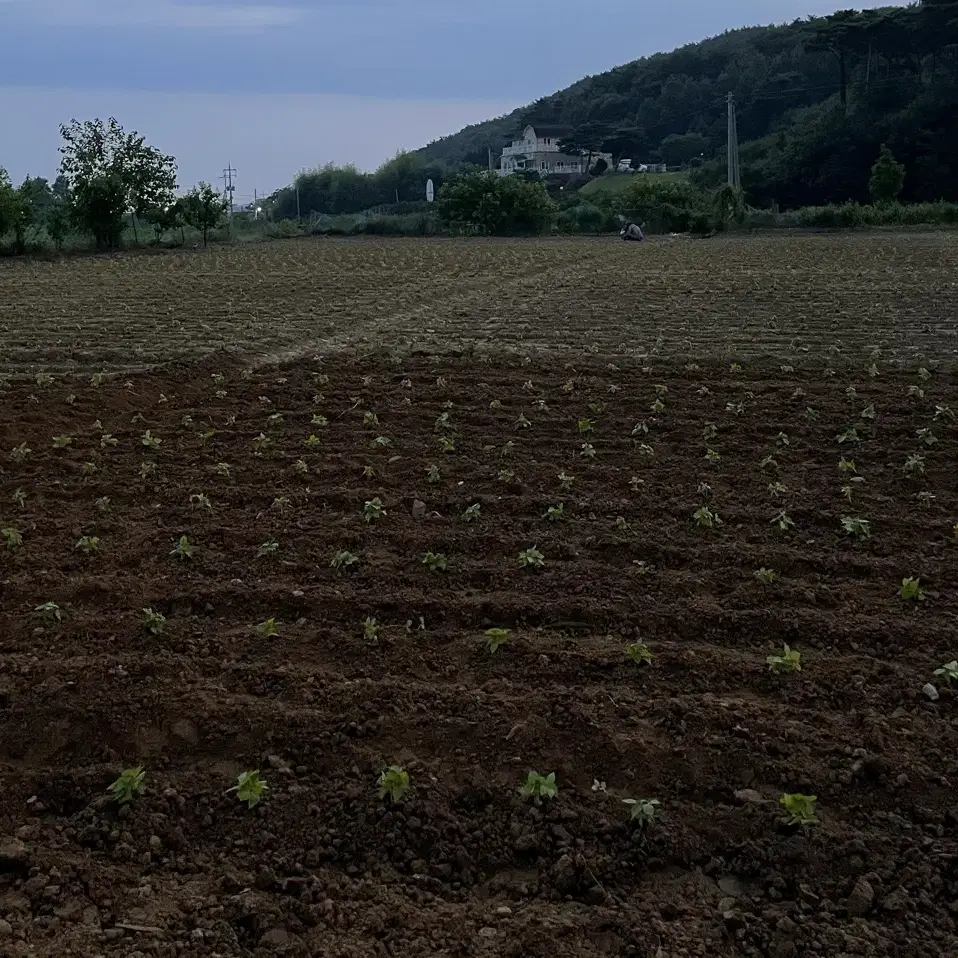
[181,183,228,246]
[657,132,710,167]
[438,171,555,235]
[869,144,906,202]
[58,118,177,248]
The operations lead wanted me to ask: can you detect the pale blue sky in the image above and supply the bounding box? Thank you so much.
[1,0,885,193]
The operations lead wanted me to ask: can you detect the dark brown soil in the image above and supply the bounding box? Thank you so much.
[1,354,957,957]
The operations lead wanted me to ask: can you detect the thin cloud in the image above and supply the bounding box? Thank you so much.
[6,0,306,29]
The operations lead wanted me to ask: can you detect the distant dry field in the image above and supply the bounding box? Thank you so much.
[1,231,957,372]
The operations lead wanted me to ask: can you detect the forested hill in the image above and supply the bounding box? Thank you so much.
[417,2,958,207]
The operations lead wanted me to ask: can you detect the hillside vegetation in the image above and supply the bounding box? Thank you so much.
[417,1,958,208]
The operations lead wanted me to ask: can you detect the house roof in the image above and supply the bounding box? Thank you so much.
[525,124,574,139]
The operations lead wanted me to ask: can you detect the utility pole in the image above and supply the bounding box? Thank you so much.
[726,94,741,190]
[221,164,237,218]
[295,185,301,220]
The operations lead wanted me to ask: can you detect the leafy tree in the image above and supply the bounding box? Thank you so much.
[438,171,555,235]
[45,203,70,253]
[0,168,15,242]
[181,182,228,246]
[58,118,177,249]
[144,202,182,244]
[869,144,906,203]
[658,132,709,167]
[557,122,610,175]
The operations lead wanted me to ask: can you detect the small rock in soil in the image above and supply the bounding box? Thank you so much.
[260,928,289,947]
[478,927,497,939]
[922,683,940,701]
[718,876,744,897]
[0,838,28,867]
[0,919,12,937]
[846,877,875,916]
[411,499,426,518]
[734,789,766,805]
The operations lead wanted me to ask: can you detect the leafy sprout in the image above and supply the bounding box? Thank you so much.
[229,770,269,809]
[518,547,545,569]
[544,504,565,522]
[557,471,574,491]
[142,608,166,634]
[836,427,861,445]
[933,661,958,684]
[9,442,31,463]
[256,617,279,637]
[438,435,457,453]
[141,430,162,450]
[422,552,448,572]
[842,516,871,540]
[35,601,61,622]
[623,797,660,827]
[900,577,926,602]
[363,498,385,524]
[770,510,794,533]
[426,464,442,484]
[107,767,146,805]
[780,793,818,827]
[378,766,410,804]
[520,771,558,801]
[330,550,359,575]
[363,617,380,642]
[2,527,23,550]
[190,492,212,511]
[754,568,778,585]
[578,418,595,434]
[485,628,511,655]
[52,435,73,449]
[838,457,857,475]
[903,454,926,477]
[692,506,721,529]
[461,503,481,522]
[625,640,653,665]
[171,535,194,560]
[75,535,100,554]
[767,645,801,674]
[256,539,279,559]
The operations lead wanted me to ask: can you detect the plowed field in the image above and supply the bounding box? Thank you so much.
[1,233,958,957]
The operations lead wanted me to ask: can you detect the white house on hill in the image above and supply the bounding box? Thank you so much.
[499,124,613,176]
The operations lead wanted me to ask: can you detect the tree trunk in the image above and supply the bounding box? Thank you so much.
[131,213,139,245]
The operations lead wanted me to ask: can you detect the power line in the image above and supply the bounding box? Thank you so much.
[221,164,236,218]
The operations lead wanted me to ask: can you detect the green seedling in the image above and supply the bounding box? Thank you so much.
[461,503,481,522]
[489,399,503,409]
[900,577,925,602]
[100,433,119,448]
[916,491,935,508]
[142,608,166,634]
[636,443,654,458]
[624,797,660,827]
[271,496,291,514]
[12,489,26,509]
[378,765,410,804]
[371,435,392,449]
[497,469,516,484]
[760,455,778,471]
[213,462,232,478]
[2,527,23,550]
[108,767,146,805]
[692,506,721,529]
[842,516,871,541]
[9,442,31,463]
[650,398,665,413]
[75,535,100,554]
[80,461,98,477]
[363,498,385,523]
[485,628,510,654]
[631,421,649,437]
[860,404,876,420]
[629,476,644,492]
[908,385,925,399]
[311,413,328,428]
[767,645,801,674]
[363,411,379,428]
[518,547,545,569]
[653,383,668,396]
[304,434,322,448]
[916,427,938,447]
[422,552,448,572]
[770,510,794,533]
[768,481,787,498]
[918,366,932,382]
[170,535,195,560]
[725,401,744,416]
[434,411,452,431]
[580,442,596,459]
[52,435,73,449]
[754,568,778,585]
[615,516,630,531]
[705,447,721,463]
[438,435,457,453]
[838,457,857,474]
[256,539,279,559]
[35,601,61,622]
[293,458,309,475]
[804,407,819,422]
[703,422,718,440]
[229,770,269,809]
[362,464,376,479]
[520,771,558,801]
[774,432,790,447]
[190,492,212,511]
[578,418,595,434]
[363,616,380,642]
[780,793,818,827]
[836,427,860,445]
[515,413,532,430]
[544,504,565,522]
[140,430,161,450]
[330,550,359,575]
[557,471,574,491]
[139,461,156,479]
[625,640,653,665]
[933,405,954,422]
[256,617,279,637]
[933,661,958,683]
[903,454,926,477]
